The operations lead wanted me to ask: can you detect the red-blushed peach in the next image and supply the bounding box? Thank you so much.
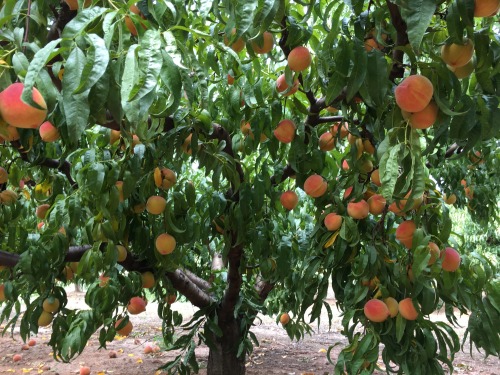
[364,38,381,52]
[280,190,299,210]
[79,366,91,375]
[155,233,176,255]
[279,312,290,326]
[12,354,22,362]
[371,169,381,186]
[347,200,369,219]
[330,122,349,138]
[395,220,416,248]
[144,345,154,354]
[115,318,133,336]
[384,297,399,318]
[398,298,419,320]
[125,5,147,36]
[141,271,155,288]
[39,121,60,142]
[64,0,91,10]
[109,129,120,144]
[427,242,440,265]
[28,339,36,347]
[303,174,327,198]
[127,296,147,315]
[474,0,500,16]
[364,299,390,323]
[441,39,474,68]
[287,46,312,72]
[324,213,343,231]
[448,56,476,79]
[343,186,353,200]
[0,83,47,128]
[394,75,434,113]
[224,28,245,53]
[0,124,20,141]
[440,247,461,272]
[342,160,350,171]
[367,194,386,215]
[274,119,296,143]
[276,74,299,96]
[36,204,50,219]
[166,293,177,304]
[402,101,439,129]
[146,195,167,215]
[98,274,110,287]
[319,132,335,151]
[154,167,177,190]
[251,31,274,54]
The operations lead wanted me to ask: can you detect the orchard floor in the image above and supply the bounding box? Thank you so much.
[0,291,498,375]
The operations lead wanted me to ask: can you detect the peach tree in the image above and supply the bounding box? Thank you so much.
[0,0,499,374]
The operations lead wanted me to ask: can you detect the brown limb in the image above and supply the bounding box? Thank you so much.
[386,0,409,81]
[22,0,32,53]
[219,244,244,321]
[270,164,296,186]
[183,268,212,292]
[166,269,213,308]
[254,276,275,303]
[314,116,344,125]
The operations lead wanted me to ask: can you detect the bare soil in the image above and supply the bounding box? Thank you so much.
[0,291,498,375]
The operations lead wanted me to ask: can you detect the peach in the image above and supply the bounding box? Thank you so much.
[63,265,74,281]
[303,174,327,198]
[402,101,438,129]
[39,121,60,142]
[279,312,290,326]
[125,5,147,36]
[364,299,390,323]
[371,169,381,186]
[276,74,299,96]
[0,167,8,184]
[227,74,235,85]
[324,213,343,231]
[251,31,274,54]
[287,46,312,72]
[110,129,120,144]
[127,296,147,315]
[154,167,177,189]
[398,298,418,320]
[155,233,176,255]
[448,56,475,79]
[443,193,457,205]
[28,339,36,346]
[0,124,20,141]
[384,297,399,318]
[116,245,128,262]
[394,75,434,113]
[0,189,17,204]
[224,28,245,53]
[166,293,177,304]
[330,122,349,138]
[115,318,133,336]
[465,186,474,199]
[79,366,91,375]
[21,344,30,351]
[98,274,110,287]
[146,195,166,215]
[343,186,353,199]
[347,200,369,219]
[341,160,350,171]
[427,242,440,265]
[363,139,376,154]
[440,247,461,272]
[114,181,124,202]
[319,132,335,151]
[36,204,50,219]
[280,190,299,210]
[474,0,500,16]
[395,220,416,248]
[182,133,193,155]
[0,283,5,302]
[64,0,91,10]
[441,39,474,68]
[367,194,386,215]
[0,83,47,128]
[38,311,54,327]
[274,119,296,143]
[364,38,381,52]
[133,202,146,213]
[12,354,22,362]
[141,271,155,288]
[42,297,60,313]
[144,345,154,354]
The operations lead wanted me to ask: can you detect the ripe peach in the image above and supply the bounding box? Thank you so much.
[347,200,369,219]
[0,83,47,128]
[155,233,176,255]
[448,56,476,79]
[395,220,416,248]
[324,213,343,231]
[141,271,155,288]
[182,133,193,155]
[465,186,474,199]
[276,74,299,96]
[0,283,5,302]
[99,274,110,287]
[367,194,386,215]
[441,39,474,68]
[395,75,434,113]
[42,297,60,313]
[384,297,399,318]
[402,101,438,129]
[36,204,50,219]
[64,0,91,10]
[440,247,461,272]
[115,318,133,336]
[427,242,440,265]
[274,119,296,143]
[319,132,335,151]
[127,296,147,315]
[371,169,381,186]
[343,186,353,200]
[166,293,177,304]
[116,245,127,262]
[79,366,91,375]
[363,139,376,155]
[125,5,146,36]
[280,190,299,210]
[364,299,390,323]
[341,159,350,171]
[154,167,177,189]
[330,122,349,138]
[37,311,54,327]
[364,38,381,52]
[109,129,120,144]
[227,74,235,85]
[398,298,418,320]
[251,31,274,54]
[144,345,154,354]
[443,193,457,205]
[287,46,312,72]
[146,195,166,215]
[224,28,245,53]
[28,339,36,346]
[0,124,20,141]
[12,354,22,362]
[279,312,290,326]
[303,174,327,198]
[39,121,60,142]
[474,0,500,16]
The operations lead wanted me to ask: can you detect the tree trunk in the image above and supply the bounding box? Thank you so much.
[206,317,246,375]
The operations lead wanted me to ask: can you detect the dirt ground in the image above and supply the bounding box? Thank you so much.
[0,291,498,375]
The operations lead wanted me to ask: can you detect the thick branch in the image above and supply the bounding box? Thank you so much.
[183,268,212,292]
[254,276,275,303]
[220,244,244,321]
[166,269,213,308]
[387,0,409,81]
[270,164,296,186]
[314,116,344,125]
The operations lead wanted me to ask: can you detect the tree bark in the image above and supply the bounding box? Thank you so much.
[206,316,246,375]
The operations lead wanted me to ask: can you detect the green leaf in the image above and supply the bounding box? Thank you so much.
[396,0,437,51]
[61,7,109,42]
[379,144,403,200]
[73,34,110,95]
[346,41,367,102]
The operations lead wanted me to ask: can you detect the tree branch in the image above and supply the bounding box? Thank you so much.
[254,276,275,303]
[183,268,212,292]
[314,116,344,125]
[166,269,213,308]
[219,244,244,321]
[386,0,409,81]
